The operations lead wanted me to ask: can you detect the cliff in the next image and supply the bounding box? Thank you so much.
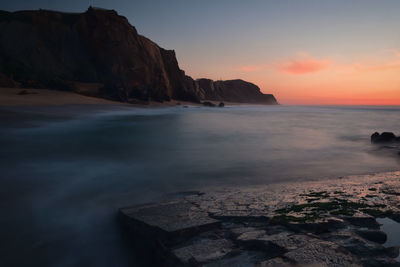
[197,78,277,104]
[0,8,278,104]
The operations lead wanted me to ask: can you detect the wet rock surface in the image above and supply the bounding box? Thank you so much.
[119,171,400,266]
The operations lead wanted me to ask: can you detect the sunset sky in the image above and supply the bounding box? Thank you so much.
[2,0,400,105]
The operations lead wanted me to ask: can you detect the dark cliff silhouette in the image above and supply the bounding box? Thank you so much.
[0,7,278,104]
[197,78,277,104]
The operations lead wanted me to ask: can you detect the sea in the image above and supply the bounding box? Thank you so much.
[0,104,399,266]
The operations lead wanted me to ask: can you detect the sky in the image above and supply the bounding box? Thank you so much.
[1,0,400,105]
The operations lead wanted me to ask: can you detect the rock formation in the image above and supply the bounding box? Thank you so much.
[197,78,277,104]
[371,132,400,143]
[119,171,400,266]
[0,8,278,104]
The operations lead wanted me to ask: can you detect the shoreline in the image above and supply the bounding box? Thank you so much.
[184,170,400,203]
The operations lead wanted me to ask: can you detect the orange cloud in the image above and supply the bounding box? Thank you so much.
[277,56,332,75]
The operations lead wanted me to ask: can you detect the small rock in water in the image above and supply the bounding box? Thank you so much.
[371,132,398,143]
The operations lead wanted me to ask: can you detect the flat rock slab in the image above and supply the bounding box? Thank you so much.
[119,200,220,241]
[119,171,400,266]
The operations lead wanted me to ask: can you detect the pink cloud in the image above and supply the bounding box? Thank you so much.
[277,57,332,74]
[239,51,400,75]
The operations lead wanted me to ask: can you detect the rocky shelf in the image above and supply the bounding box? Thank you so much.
[119,171,400,266]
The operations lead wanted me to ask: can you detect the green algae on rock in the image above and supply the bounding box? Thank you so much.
[119,171,400,266]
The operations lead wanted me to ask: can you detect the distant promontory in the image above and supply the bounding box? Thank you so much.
[0,7,278,105]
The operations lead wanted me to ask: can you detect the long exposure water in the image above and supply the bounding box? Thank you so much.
[0,104,399,266]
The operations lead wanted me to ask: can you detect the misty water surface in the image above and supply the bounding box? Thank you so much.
[0,104,399,266]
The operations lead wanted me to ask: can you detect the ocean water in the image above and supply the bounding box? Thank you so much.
[0,104,399,266]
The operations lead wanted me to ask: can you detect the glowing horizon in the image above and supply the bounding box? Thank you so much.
[228,51,400,105]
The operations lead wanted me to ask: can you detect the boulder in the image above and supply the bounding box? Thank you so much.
[371,132,398,143]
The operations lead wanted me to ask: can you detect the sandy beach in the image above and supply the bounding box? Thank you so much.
[0,87,207,107]
[0,87,124,106]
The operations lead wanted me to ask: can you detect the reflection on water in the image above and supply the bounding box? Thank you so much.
[0,105,399,266]
[377,217,400,261]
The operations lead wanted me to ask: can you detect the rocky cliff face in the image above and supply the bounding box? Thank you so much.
[197,78,277,104]
[0,8,277,104]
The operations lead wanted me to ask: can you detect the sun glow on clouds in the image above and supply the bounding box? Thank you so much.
[239,53,332,75]
[277,55,331,75]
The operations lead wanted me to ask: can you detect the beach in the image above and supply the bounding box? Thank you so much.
[0,87,121,106]
[0,87,207,107]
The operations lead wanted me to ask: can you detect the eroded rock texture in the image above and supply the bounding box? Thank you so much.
[119,171,400,266]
